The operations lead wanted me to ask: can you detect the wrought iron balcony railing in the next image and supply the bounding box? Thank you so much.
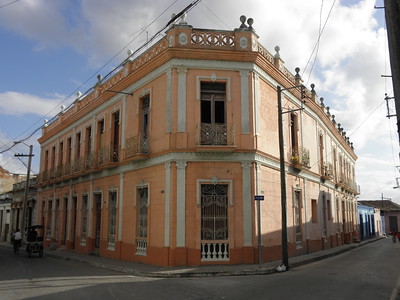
[322,162,334,180]
[125,133,149,158]
[291,146,310,169]
[196,123,235,146]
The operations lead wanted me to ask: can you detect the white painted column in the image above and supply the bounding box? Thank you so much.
[254,73,260,136]
[88,179,93,238]
[177,68,187,132]
[256,163,261,195]
[118,172,124,241]
[166,69,172,133]
[121,97,127,149]
[176,160,187,247]
[304,179,310,240]
[164,162,171,247]
[240,70,250,134]
[242,162,252,246]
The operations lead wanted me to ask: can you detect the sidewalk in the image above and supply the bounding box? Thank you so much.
[0,237,384,278]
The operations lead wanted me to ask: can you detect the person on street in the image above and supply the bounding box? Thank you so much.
[13,229,22,254]
[392,230,397,243]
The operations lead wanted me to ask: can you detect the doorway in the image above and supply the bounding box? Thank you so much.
[389,216,398,233]
[71,196,77,249]
[94,194,102,251]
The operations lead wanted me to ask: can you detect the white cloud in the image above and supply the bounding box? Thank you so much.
[357,154,398,199]
[0,91,67,117]
[0,0,84,51]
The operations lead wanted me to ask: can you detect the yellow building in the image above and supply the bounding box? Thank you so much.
[37,16,358,267]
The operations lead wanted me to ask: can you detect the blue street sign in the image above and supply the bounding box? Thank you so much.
[254,195,264,201]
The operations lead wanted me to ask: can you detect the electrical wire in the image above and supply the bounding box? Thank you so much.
[0,0,20,9]
[0,0,201,156]
[198,1,231,30]
[304,0,324,86]
[347,100,385,138]
[302,0,336,84]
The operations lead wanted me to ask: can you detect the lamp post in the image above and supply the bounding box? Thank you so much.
[277,83,307,270]
[15,143,34,242]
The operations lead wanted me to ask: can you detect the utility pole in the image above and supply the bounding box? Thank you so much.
[277,85,289,269]
[15,144,34,242]
[277,83,308,270]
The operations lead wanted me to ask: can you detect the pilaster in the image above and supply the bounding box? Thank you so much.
[176,160,187,247]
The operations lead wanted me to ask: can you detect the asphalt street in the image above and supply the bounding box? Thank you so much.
[0,238,399,299]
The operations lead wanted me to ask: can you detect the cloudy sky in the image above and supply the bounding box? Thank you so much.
[0,0,398,202]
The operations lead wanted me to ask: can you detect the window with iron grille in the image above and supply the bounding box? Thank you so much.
[137,187,148,238]
[108,191,117,245]
[81,195,88,240]
[201,184,228,240]
[294,190,302,244]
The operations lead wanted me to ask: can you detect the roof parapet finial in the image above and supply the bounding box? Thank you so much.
[274,46,280,59]
[179,12,187,25]
[295,67,301,85]
[273,46,284,69]
[320,97,325,108]
[310,83,315,94]
[239,15,247,29]
[310,83,316,101]
[247,17,254,31]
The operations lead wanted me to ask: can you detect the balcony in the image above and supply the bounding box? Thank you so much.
[196,123,235,151]
[291,146,310,170]
[336,173,359,194]
[73,158,83,173]
[125,134,149,160]
[321,162,334,181]
[97,146,111,165]
[84,152,95,170]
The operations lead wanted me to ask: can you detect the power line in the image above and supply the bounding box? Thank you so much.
[0,0,201,155]
[198,2,231,30]
[302,0,336,84]
[347,100,385,138]
[0,0,20,9]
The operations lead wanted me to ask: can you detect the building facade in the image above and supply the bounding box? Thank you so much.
[37,17,358,267]
[10,177,38,232]
[359,200,400,235]
[357,203,375,240]
[0,192,12,242]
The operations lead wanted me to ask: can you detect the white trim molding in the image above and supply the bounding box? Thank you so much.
[196,178,234,207]
[196,75,231,102]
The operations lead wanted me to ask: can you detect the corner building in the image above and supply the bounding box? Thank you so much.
[37,17,358,267]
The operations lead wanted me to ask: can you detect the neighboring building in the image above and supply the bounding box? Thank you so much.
[373,207,384,237]
[10,177,38,232]
[0,192,12,242]
[0,166,27,194]
[357,203,375,240]
[37,16,359,267]
[359,200,400,235]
